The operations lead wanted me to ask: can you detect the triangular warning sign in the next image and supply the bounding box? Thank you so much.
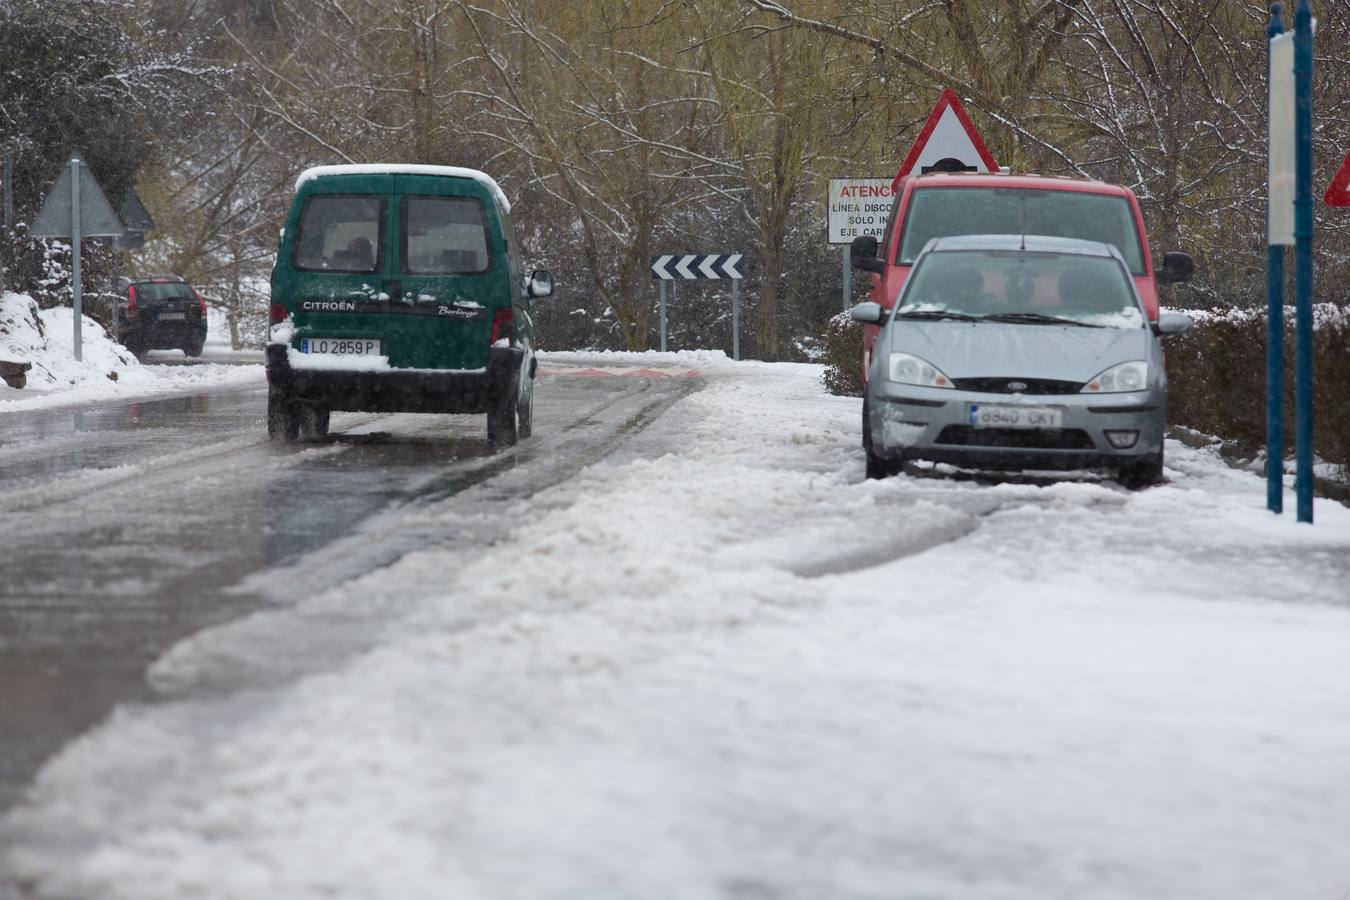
[30,157,126,239]
[892,88,1000,190]
[1324,149,1350,207]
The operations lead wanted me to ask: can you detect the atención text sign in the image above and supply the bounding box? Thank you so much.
[650,254,744,280]
[827,179,894,245]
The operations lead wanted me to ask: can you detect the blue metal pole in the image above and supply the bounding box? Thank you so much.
[1267,3,1286,514]
[1294,0,1315,523]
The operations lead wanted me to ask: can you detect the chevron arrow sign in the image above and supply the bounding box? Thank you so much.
[650,253,744,280]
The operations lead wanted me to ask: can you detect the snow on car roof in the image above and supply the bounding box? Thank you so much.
[926,233,1123,259]
[295,165,511,213]
[908,172,1131,194]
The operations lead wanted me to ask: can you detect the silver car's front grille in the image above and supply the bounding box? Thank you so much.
[951,377,1085,395]
[935,426,1096,450]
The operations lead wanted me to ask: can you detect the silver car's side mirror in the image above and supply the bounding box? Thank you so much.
[1153,312,1193,336]
[849,302,884,325]
[527,269,554,299]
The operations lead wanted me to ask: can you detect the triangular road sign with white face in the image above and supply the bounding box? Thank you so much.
[1324,149,1350,207]
[892,88,1000,190]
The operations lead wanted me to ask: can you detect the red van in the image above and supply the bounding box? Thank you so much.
[850,173,1193,379]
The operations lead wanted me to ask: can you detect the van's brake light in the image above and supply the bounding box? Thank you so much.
[490,307,514,345]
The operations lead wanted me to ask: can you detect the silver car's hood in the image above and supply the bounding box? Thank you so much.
[886,321,1152,381]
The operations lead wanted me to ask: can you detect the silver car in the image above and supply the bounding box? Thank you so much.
[851,235,1193,488]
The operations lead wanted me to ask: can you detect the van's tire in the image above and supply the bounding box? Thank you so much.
[184,337,205,358]
[517,372,534,440]
[487,374,519,449]
[268,392,300,442]
[1118,447,1164,490]
[297,404,329,441]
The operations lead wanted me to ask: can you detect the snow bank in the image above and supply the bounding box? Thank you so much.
[6,359,1350,900]
[1,292,140,390]
[0,293,263,412]
[1177,301,1349,330]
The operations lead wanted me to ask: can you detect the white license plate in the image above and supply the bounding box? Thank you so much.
[969,404,1064,429]
[158,312,186,321]
[300,338,382,355]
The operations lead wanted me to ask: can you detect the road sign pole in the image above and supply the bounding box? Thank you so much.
[843,247,852,312]
[70,155,83,363]
[1294,0,1314,523]
[3,143,12,233]
[731,278,740,362]
[659,280,668,353]
[1267,3,1287,514]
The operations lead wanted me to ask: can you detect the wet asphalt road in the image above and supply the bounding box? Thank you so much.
[0,365,699,817]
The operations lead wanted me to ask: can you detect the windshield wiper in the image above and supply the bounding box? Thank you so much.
[895,309,980,322]
[978,312,1106,328]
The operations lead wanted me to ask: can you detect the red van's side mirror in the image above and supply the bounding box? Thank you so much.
[850,235,885,274]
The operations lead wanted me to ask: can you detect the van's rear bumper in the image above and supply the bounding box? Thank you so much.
[266,344,521,415]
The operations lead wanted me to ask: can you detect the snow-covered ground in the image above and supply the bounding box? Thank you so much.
[0,293,262,412]
[6,354,1350,900]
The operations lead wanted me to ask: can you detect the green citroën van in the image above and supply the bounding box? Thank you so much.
[266,164,552,447]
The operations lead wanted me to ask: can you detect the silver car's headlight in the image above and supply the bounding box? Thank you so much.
[888,352,954,388]
[1082,360,1149,393]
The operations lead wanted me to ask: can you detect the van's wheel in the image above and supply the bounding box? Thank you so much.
[267,391,299,442]
[1118,446,1164,490]
[297,404,329,441]
[487,373,519,449]
[517,369,534,440]
[184,337,205,358]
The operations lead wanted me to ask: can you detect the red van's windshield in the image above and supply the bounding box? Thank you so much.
[897,187,1145,275]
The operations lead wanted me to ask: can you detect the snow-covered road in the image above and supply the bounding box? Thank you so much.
[5,356,1350,900]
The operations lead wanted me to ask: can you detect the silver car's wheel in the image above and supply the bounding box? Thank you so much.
[1118,446,1164,489]
[863,399,902,479]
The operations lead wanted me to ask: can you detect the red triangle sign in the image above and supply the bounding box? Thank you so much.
[1324,150,1350,207]
[892,89,1000,191]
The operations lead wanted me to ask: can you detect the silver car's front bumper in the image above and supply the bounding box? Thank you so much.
[866,381,1165,470]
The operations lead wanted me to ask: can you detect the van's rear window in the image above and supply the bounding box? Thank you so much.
[293,195,385,274]
[401,196,490,275]
[898,188,1145,275]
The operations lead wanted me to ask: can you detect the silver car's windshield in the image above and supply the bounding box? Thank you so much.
[896,249,1145,329]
